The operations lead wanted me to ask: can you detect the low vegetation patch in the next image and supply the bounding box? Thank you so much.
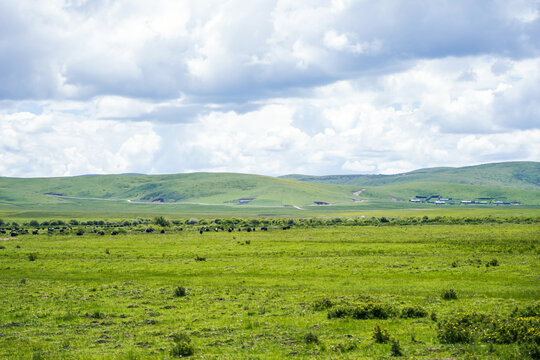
[437,310,540,345]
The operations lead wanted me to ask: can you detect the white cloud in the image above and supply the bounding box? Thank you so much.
[0,1,539,177]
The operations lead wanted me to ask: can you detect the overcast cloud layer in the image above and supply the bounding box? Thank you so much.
[1,0,539,177]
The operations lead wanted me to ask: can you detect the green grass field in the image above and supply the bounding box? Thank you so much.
[1,222,538,359]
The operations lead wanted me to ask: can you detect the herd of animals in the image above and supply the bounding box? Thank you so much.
[0,224,293,237]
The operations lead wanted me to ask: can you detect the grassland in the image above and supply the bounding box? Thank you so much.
[0,162,538,215]
[0,222,538,359]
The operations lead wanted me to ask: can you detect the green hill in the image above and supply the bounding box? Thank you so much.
[0,172,356,208]
[0,162,538,215]
[281,162,540,190]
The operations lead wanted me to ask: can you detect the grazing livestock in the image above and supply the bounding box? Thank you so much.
[260,227,268,231]
[160,229,165,234]
[32,230,39,235]
[111,231,118,235]
[10,231,18,237]
[228,228,233,232]
[247,228,251,232]
[0,230,5,234]
[282,226,291,230]
[214,228,219,232]
[98,231,105,236]
[145,228,154,233]
[199,229,203,234]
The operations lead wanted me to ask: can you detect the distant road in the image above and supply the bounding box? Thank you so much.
[45,193,302,209]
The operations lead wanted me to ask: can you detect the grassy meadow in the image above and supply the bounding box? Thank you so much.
[0,221,539,359]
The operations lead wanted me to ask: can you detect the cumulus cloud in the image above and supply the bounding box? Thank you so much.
[0,1,539,177]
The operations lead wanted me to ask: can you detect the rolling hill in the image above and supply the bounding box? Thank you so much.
[281,161,540,190]
[0,162,538,215]
[0,172,356,208]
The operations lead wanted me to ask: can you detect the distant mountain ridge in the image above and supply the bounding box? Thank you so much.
[280,162,540,191]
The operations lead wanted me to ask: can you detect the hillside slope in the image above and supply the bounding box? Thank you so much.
[0,173,356,207]
[281,162,540,190]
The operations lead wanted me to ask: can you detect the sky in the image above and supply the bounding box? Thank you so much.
[0,0,539,177]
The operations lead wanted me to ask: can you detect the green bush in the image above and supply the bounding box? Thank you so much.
[486,258,499,267]
[390,339,403,357]
[169,332,194,357]
[153,216,171,227]
[170,341,194,357]
[372,325,391,343]
[173,286,187,297]
[313,298,333,311]
[437,311,540,345]
[350,302,395,320]
[328,302,395,320]
[327,306,351,319]
[400,306,428,318]
[304,332,319,344]
[441,289,458,300]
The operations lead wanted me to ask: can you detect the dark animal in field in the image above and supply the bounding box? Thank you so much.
[214,228,219,232]
[199,229,203,234]
[238,228,242,232]
[10,231,18,237]
[228,228,233,232]
[76,230,84,236]
[0,230,5,234]
[282,226,291,230]
[98,231,105,236]
[247,228,251,232]
[160,229,165,234]
[260,227,268,231]
[59,229,64,233]
[32,230,39,235]
[205,227,210,232]
[145,228,154,233]
[111,231,118,235]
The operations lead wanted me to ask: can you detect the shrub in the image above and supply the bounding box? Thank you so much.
[170,332,191,344]
[400,306,428,319]
[328,302,395,320]
[327,306,351,319]
[313,298,333,311]
[350,302,395,320]
[372,325,391,343]
[437,311,540,345]
[486,258,499,267]
[194,256,206,262]
[430,312,438,322]
[390,339,403,357]
[153,216,171,227]
[89,310,105,319]
[170,341,194,357]
[441,289,458,300]
[304,332,319,344]
[0,245,5,250]
[173,286,186,297]
[169,332,194,358]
